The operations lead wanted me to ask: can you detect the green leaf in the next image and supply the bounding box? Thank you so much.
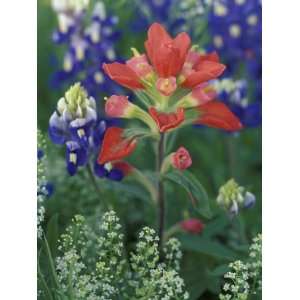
[209,264,230,277]
[46,214,59,258]
[202,215,229,238]
[179,235,237,260]
[164,170,212,218]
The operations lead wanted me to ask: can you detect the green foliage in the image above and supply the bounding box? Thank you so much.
[164,170,212,218]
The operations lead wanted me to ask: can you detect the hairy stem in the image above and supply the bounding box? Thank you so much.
[157,133,165,258]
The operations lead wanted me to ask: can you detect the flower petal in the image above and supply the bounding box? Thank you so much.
[102,62,144,89]
[195,101,243,131]
[182,61,226,88]
[145,22,172,64]
[173,32,191,63]
[97,127,137,164]
[149,107,185,132]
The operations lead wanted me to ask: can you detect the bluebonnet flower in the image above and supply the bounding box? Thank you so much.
[213,78,261,128]
[130,0,191,35]
[216,178,256,217]
[207,0,262,103]
[48,83,125,181]
[51,1,122,98]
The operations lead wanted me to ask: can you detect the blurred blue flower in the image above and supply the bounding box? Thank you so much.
[48,83,124,180]
[51,1,122,98]
[207,0,262,102]
[214,78,261,128]
[131,0,205,34]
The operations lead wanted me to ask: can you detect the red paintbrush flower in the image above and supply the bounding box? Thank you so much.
[103,62,144,90]
[180,219,205,234]
[171,147,192,170]
[97,127,137,164]
[181,52,226,88]
[145,22,191,77]
[149,107,185,132]
[195,101,243,131]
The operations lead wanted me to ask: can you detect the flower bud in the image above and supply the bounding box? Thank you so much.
[156,77,177,96]
[180,219,204,234]
[171,147,192,170]
[105,95,134,118]
[243,191,256,208]
[61,83,96,120]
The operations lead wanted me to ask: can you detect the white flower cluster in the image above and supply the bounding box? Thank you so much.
[37,129,47,239]
[54,211,189,299]
[130,227,189,299]
[219,233,262,300]
[163,238,183,271]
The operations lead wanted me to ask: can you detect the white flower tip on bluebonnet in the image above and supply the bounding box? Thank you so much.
[93,1,106,20]
[57,83,97,120]
[229,201,239,217]
[213,1,228,17]
[51,0,90,14]
[106,48,116,61]
[49,111,66,129]
[229,24,242,38]
[57,97,67,114]
[85,22,101,44]
[247,14,258,26]
[244,191,256,209]
[71,36,88,61]
[57,13,75,33]
[235,0,246,5]
[63,52,74,72]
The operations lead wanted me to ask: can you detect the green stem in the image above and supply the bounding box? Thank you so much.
[86,163,109,210]
[225,135,237,178]
[43,235,60,289]
[157,133,165,258]
[38,251,54,300]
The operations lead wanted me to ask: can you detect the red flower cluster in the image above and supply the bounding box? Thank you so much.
[98,23,243,165]
[180,219,205,234]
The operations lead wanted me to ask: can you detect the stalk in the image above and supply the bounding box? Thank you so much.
[157,133,165,258]
[86,163,109,210]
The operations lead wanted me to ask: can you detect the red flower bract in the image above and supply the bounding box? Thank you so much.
[145,23,191,78]
[103,62,144,90]
[180,219,204,234]
[195,101,243,131]
[105,95,130,118]
[172,147,192,170]
[149,107,185,132]
[182,52,226,88]
[112,161,134,176]
[97,127,137,164]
